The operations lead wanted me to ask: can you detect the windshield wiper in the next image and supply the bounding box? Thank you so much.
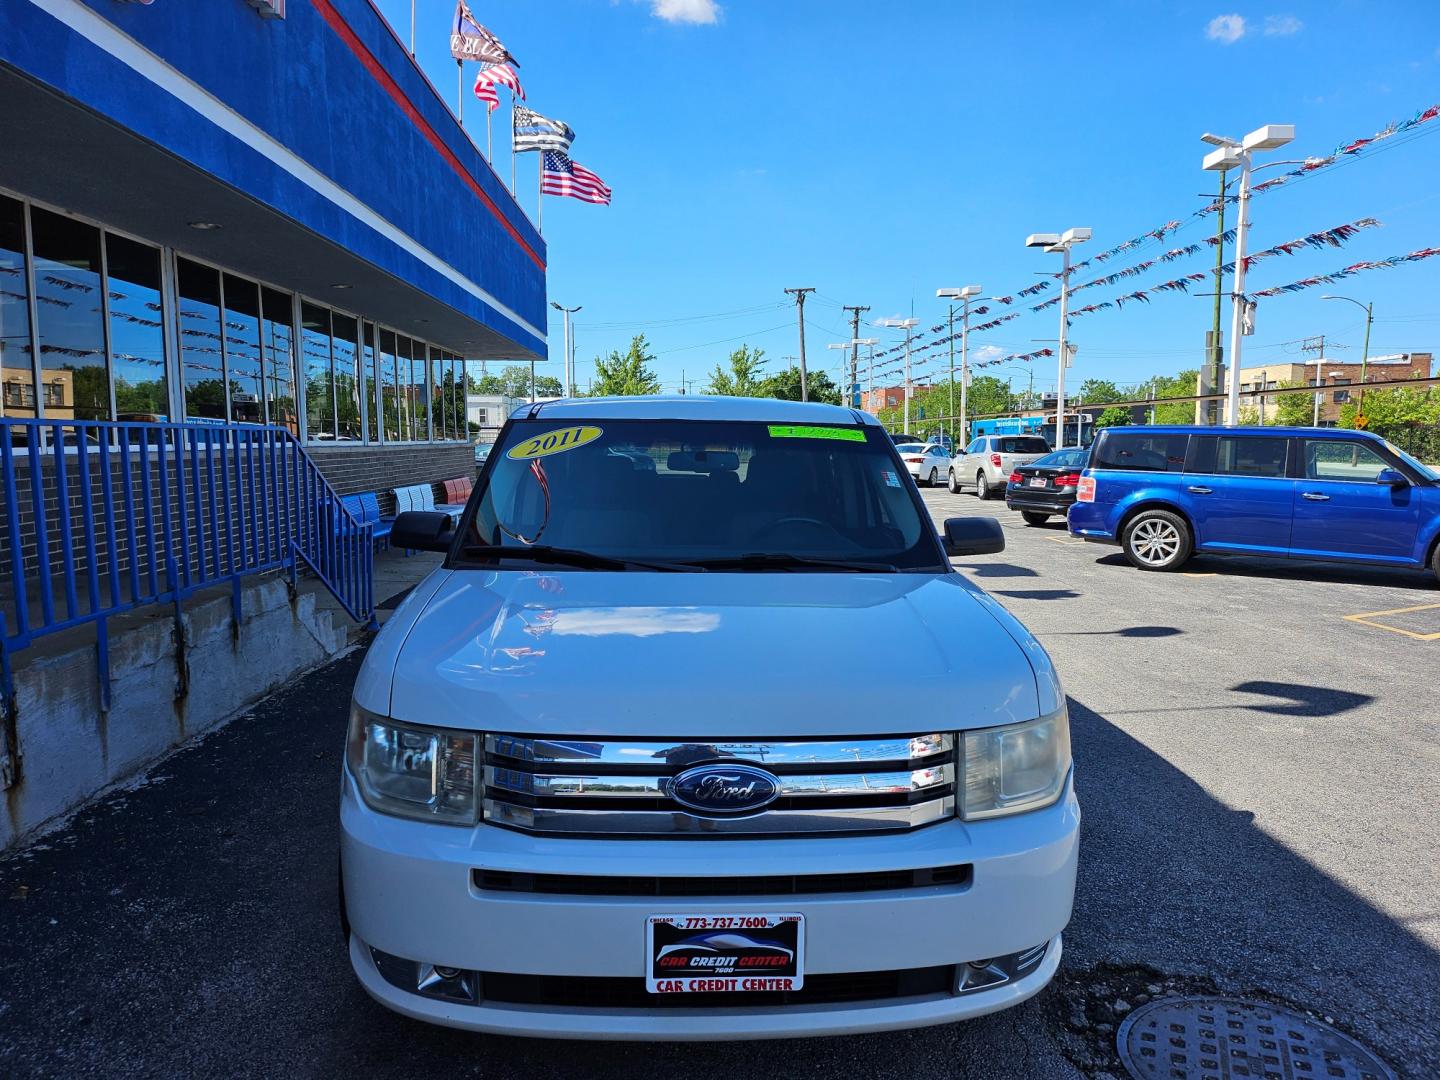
[458,544,695,572]
[681,552,898,573]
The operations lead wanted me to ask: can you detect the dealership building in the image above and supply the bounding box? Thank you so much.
[0,0,546,494]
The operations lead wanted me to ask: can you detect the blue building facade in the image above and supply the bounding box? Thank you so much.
[0,0,545,486]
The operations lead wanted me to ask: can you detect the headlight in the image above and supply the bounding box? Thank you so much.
[961,706,1071,820]
[346,704,480,825]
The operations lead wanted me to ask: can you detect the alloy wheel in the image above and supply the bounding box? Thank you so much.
[1131,518,1181,565]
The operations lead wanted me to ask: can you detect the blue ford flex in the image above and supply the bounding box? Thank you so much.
[1068,426,1440,581]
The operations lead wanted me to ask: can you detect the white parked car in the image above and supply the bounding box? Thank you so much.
[895,442,951,487]
[950,435,1052,499]
[340,396,1078,1041]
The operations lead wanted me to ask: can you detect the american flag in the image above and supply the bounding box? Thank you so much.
[474,62,524,107]
[542,151,611,205]
[513,105,575,154]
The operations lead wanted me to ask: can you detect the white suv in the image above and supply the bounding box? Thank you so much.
[340,396,1078,1040]
[950,435,1052,499]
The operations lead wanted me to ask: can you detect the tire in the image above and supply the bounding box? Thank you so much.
[948,468,961,494]
[1120,509,1193,571]
[1021,511,1050,526]
[926,467,938,487]
[1431,540,1440,587]
[976,472,991,500]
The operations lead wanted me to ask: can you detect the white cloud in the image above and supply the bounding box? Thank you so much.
[973,345,1004,363]
[651,0,720,24]
[1206,13,1247,43]
[1263,14,1303,36]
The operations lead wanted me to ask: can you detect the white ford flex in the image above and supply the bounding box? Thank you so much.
[340,396,1079,1040]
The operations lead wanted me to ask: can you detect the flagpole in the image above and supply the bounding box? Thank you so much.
[456,61,463,123]
[409,0,415,54]
[537,155,543,233]
[510,92,517,195]
[486,108,492,161]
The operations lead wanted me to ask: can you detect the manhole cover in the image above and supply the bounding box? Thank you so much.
[1117,996,1395,1080]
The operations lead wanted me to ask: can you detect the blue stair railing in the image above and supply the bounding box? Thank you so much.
[0,418,376,777]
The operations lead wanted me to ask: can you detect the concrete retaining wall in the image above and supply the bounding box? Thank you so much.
[1,576,347,851]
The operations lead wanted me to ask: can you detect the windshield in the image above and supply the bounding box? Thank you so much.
[999,437,1051,454]
[895,443,924,453]
[461,418,945,571]
[1387,442,1439,482]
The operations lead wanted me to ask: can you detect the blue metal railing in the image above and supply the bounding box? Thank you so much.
[0,418,375,719]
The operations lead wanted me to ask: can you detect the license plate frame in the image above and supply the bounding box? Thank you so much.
[1029,476,1048,488]
[646,912,805,994]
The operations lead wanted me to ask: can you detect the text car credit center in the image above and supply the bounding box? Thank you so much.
[339,396,1079,1040]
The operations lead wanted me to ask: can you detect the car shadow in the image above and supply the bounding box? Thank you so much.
[1228,679,1374,717]
[992,589,1081,601]
[1093,551,1436,590]
[959,562,1041,579]
[1055,625,1183,638]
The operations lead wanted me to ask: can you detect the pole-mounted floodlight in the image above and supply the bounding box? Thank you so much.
[1203,121,1296,426]
[878,318,920,432]
[935,286,986,445]
[1025,233,1061,249]
[1025,229,1090,447]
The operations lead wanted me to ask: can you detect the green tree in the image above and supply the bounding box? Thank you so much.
[1145,369,1200,424]
[705,345,767,396]
[1095,405,1133,428]
[1078,378,1124,405]
[592,335,662,396]
[1338,386,1440,429]
[1271,381,1317,426]
[759,365,841,405]
[470,364,564,399]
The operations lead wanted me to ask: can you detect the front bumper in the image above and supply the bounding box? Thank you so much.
[340,770,1079,1040]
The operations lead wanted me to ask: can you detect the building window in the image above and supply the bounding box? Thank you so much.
[31,206,109,421]
[105,233,168,421]
[176,257,226,421]
[409,338,429,440]
[260,287,296,434]
[332,313,361,441]
[222,274,264,425]
[378,329,401,441]
[301,302,335,442]
[360,322,377,443]
[0,195,35,419]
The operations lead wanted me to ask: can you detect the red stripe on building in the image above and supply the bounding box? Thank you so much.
[310,0,544,271]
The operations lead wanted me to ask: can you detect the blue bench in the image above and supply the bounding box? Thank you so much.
[393,482,464,520]
[340,492,393,547]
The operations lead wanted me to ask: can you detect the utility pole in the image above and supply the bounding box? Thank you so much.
[843,304,870,409]
[784,287,815,401]
[1304,335,1326,426]
[1203,167,1228,424]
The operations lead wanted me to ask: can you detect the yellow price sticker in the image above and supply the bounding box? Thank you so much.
[506,425,604,461]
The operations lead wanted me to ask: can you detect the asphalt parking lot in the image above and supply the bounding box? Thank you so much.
[1,491,1436,1079]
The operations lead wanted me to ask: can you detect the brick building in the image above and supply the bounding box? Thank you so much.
[1240,353,1433,425]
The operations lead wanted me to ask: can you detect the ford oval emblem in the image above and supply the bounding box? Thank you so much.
[667,764,781,815]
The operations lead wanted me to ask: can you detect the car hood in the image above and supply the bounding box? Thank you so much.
[378,570,1043,737]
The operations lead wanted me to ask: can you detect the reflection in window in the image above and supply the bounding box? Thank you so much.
[176,258,225,421]
[31,206,109,421]
[431,351,450,440]
[0,196,35,419]
[379,329,400,441]
[332,313,361,440]
[361,322,377,443]
[410,338,429,440]
[105,233,168,421]
[260,287,296,433]
[396,335,414,441]
[301,302,334,442]
[223,274,264,425]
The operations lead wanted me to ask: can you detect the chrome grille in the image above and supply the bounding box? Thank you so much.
[482,734,955,837]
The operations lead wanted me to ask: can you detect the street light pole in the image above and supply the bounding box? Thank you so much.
[550,302,582,396]
[937,285,983,446]
[1026,230,1090,448]
[1203,124,1295,426]
[878,318,919,432]
[1322,294,1374,420]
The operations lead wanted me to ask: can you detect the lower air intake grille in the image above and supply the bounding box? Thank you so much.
[478,966,958,1009]
[473,864,972,896]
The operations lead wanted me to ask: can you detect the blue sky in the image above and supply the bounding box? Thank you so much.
[376,0,1440,397]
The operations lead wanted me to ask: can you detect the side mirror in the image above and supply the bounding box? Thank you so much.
[1376,468,1410,488]
[391,510,455,553]
[942,516,1005,557]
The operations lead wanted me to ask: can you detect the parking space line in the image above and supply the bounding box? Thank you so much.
[1343,603,1440,641]
[1046,537,1087,546]
[1182,572,1218,578]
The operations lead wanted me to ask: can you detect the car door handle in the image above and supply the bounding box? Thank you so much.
[1187,486,1213,495]
[1302,492,1330,501]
